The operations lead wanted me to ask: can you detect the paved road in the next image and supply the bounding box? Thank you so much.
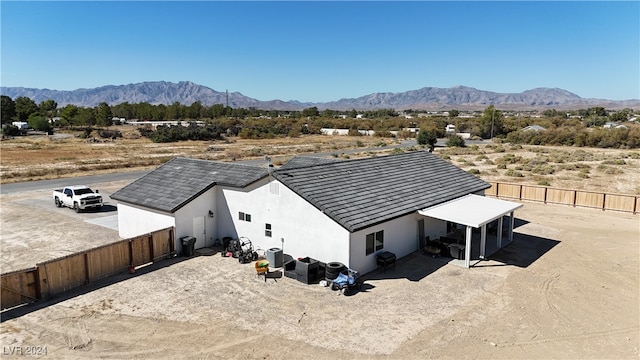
[1,138,489,194]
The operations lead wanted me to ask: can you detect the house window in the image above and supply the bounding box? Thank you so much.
[239,212,252,222]
[366,230,384,255]
[265,223,272,237]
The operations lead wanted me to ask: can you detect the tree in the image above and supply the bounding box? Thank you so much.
[95,102,113,127]
[38,99,58,118]
[27,114,53,133]
[417,128,437,151]
[479,105,503,139]
[1,96,16,125]
[14,96,38,121]
[301,106,319,118]
[60,104,79,126]
[449,109,459,118]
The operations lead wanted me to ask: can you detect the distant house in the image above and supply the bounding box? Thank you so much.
[603,122,628,129]
[445,124,456,133]
[522,125,546,132]
[112,152,522,273]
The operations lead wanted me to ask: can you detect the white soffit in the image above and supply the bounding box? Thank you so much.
[418,194,523,228]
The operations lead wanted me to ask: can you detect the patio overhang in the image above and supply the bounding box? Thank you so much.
[418,194,523,268]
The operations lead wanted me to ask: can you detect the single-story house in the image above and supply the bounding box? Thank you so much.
[111,151,522,273]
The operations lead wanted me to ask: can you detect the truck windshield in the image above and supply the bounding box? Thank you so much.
[74,188,94,195]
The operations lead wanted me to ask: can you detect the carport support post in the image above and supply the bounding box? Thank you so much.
[497,217,503,248]
[508,211,515,242]
[480,225,486,259]
[464,226,472,268]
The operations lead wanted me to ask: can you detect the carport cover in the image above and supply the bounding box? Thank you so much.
[418,194,522,228]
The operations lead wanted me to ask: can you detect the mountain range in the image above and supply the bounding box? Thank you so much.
[1,81,638,111]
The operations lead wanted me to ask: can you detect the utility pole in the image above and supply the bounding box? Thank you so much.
[490,106,495,140]
[226,90,229,108]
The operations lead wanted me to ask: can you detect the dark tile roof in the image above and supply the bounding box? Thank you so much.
[111,157,268,213]
[279,156,343,170]
[272,151,490,232]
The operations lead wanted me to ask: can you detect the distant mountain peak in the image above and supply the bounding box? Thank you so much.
[0,81,636,110]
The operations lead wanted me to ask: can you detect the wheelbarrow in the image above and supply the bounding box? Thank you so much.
[255,259,270,281]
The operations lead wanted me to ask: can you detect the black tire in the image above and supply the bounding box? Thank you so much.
[326,262,346,280]
[73,202,80,213]
[54,197,62,208]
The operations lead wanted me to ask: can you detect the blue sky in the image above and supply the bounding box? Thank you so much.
[1,1,638,102]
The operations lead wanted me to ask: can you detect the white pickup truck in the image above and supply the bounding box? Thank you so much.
[53,185,103,212]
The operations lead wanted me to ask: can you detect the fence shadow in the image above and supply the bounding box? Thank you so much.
[0,255,192,323]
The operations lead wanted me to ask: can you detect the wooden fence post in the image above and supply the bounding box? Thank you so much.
[149,235,155,263]
[84,252,90,284]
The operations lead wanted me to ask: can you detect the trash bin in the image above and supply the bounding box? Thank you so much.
[181,236,196,257]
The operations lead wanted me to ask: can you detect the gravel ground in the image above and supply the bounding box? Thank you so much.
[1,188,638,359]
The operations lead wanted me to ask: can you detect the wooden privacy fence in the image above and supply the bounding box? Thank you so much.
[1,227,175,311]
[486,182,638,214]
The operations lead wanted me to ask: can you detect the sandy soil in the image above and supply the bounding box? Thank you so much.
[1,199,638,359]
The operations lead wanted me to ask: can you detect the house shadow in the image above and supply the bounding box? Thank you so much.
[0,255,194,323]
[478,233,560,268]
[93,204,117,213]
[360,252,450,283]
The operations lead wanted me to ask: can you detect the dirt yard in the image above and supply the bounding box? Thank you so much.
[1,197,638,359]
[1,134,639,358]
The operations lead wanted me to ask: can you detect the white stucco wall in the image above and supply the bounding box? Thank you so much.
[217,178,351,265]
[349,212,423,274]
[116,202,175,239]
[173,187,217,251]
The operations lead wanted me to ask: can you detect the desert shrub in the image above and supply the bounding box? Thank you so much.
[468,169,481,174]
[526,157,549,166]
[396,130,416,139]
[537,180,551,186]
[597,165,623,174]
[98,130,123,138]
[484,159,495,165]
[568,149,593,162]
[475,155,488,161]
[497,164,507,169]
[391,148,404,154]
[628,152,640,159]
[142,123,225,143]
[439,154,451,160]
[601,159,626,165]
[514,165,524,170]
[495,154,523,165]
[373,130,395,138]
[2,125,22,136]
[531,165,556,175]
[355,140,365,147]
[504,169,524,177]
[446,135,466,147]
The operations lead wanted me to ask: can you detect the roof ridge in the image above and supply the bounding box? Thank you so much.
[173,156,265,170]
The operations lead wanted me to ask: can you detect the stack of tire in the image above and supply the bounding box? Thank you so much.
[325,262,347,280]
